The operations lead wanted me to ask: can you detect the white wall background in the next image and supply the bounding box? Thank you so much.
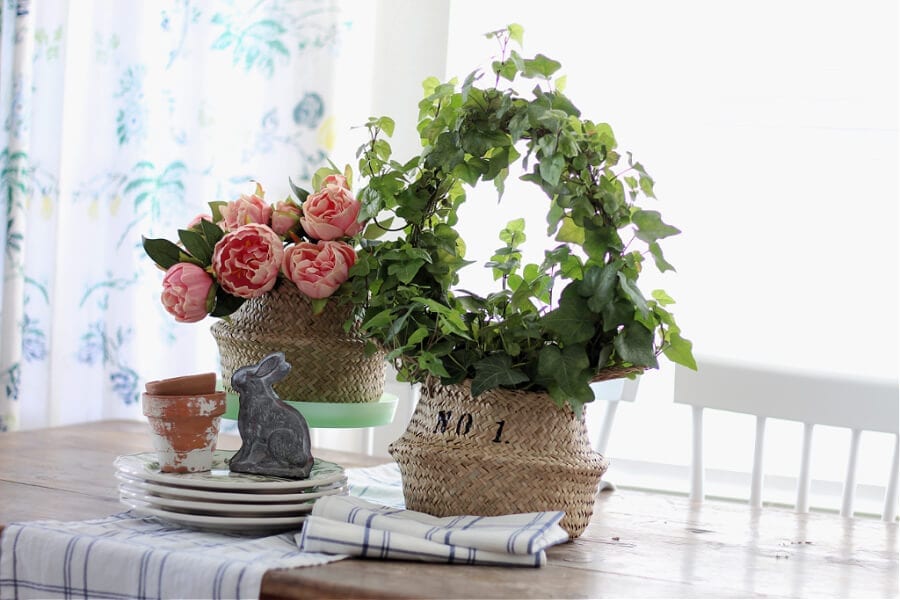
[321,0,898,514]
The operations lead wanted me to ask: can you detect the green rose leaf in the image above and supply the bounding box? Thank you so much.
[471,354,529,396]
[209,287,245,318]
[288,178,309,203]
[199,219,224,249]
[178,229,213,265]
[142,236,183,270]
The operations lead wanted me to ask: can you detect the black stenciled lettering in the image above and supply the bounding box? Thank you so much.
[492,420,506,443]
[434,410,452,433]
[456,413,473,435]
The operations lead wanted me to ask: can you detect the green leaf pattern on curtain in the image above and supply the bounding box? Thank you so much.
[0,0,349,431]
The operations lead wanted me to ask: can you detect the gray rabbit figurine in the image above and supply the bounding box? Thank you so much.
[228,352,315,478]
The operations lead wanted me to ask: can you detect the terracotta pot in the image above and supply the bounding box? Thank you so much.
[141,392,227,473]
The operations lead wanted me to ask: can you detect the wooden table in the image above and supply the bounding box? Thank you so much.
[1,421,897,599]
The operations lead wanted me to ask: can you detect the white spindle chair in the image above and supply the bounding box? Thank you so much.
[674,359,899,520]
[590,376,640,491]
[591,376,641,455]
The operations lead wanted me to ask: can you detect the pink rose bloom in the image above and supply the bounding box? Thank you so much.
[212,223,284,298]
[282,240,357,299]
[219,193,273,231]
[321,173,349,190]
[188,213,213,229]
[271,200,301,236]
[161,263,213,323]
[300,185,364,241]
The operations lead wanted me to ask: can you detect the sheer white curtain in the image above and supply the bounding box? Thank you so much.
[0,0,371,431]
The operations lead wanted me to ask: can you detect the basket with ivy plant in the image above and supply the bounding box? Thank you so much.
[347,25,696,537]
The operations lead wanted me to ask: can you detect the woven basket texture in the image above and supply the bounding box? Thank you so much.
[388,377,610,538]
[210,282,385,403]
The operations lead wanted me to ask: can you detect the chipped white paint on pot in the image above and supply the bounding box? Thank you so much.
[141,392,227,473]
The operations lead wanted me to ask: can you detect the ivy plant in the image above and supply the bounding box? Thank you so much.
[346,25,696,415]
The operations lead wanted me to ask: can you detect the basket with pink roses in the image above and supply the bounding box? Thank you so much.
[142,170,386,404]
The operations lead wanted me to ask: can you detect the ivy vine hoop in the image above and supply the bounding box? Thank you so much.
[347,25,696,416]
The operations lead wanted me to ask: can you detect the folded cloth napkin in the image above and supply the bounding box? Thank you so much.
[296,495,569,567]
[0,511,342,600]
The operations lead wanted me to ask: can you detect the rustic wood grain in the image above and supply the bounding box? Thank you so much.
[1,420,897,599]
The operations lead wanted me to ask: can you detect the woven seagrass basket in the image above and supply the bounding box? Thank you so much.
[388,370,636,538]
[211,281,385,403]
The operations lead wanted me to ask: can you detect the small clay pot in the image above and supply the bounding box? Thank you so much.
[142,392,227,473]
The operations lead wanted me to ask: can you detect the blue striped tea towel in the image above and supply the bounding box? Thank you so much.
[297,495,569,567]
[0,512,341,600]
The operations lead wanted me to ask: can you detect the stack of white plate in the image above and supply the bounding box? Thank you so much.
[114,450,348,534]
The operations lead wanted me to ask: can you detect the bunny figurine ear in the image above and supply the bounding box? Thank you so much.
[255,352,286,377]
[228,352,314,479]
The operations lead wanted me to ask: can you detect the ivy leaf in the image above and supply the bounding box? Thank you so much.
[523,54,562,79]
[543,289,594,344]
[613,322,659,368]
[142,236,182,269]
[538,344,594,413]
[471,354,529,396]
[664,332,697,370]
[651,289,676,306]
[387,259,426,284]
[418,351,451,378]
[555,216,584,244]
[362,308,394,331]
[617,272,649,316]
[632,209,680,243]
[580,262,619,312]
[507,23,524,46]
[648,241,676,272]
[406,326,430,346]
[539,153,565,186]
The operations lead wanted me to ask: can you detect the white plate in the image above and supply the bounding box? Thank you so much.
[118,482,346,516]
[114,472,348,503]
[122,497,307,534]
[114,450,345,491]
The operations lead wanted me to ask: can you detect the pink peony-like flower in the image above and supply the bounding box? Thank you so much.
[321,173,350,190]
[300,184,364,241]
[219,192,272,231]
[187,213,213,229]
[212,223,284,298]
[161,263,214,323]
[271,199,302,236]
[282,240,357,299]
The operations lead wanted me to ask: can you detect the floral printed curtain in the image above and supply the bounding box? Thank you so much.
[0,0,352,431]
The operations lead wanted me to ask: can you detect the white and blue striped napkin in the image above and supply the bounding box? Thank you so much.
[297,495,569,567]
[0,463,407,600]
[0,511,340,599]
